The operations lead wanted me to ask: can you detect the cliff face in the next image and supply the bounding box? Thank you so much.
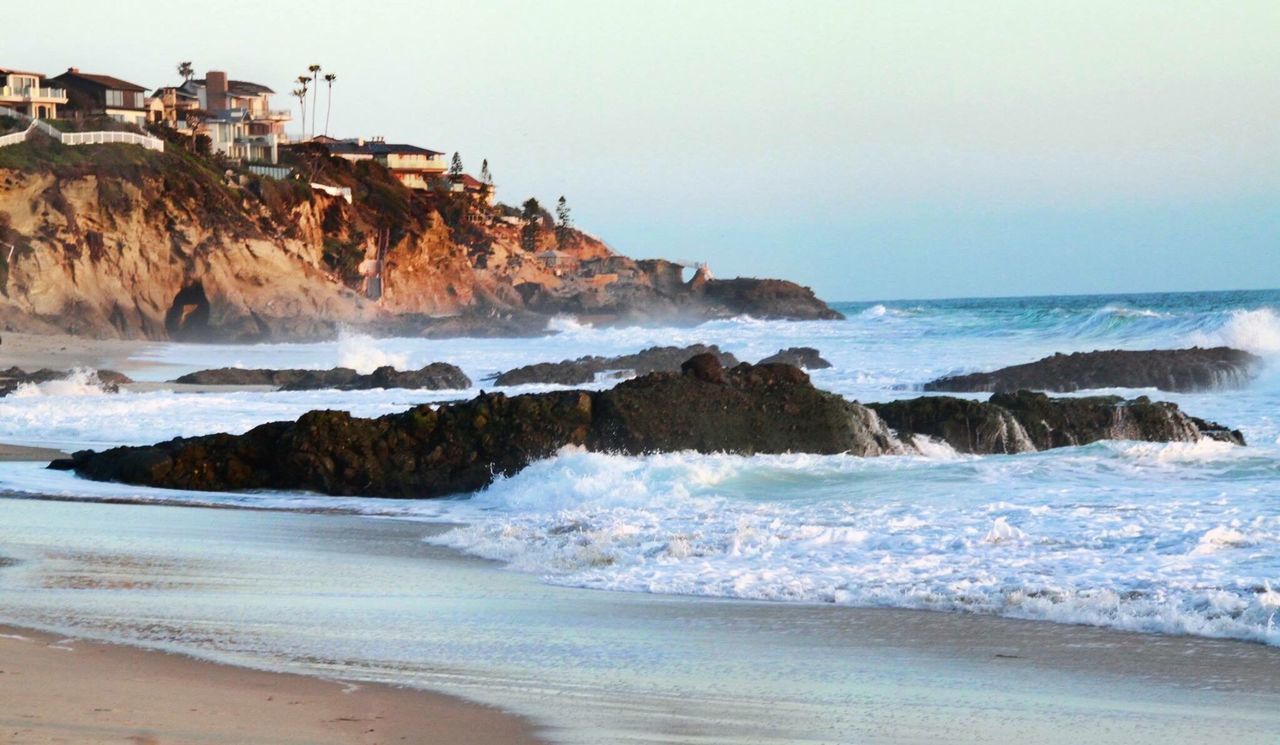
[0,139,839,340]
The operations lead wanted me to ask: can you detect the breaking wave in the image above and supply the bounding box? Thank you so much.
[426,445,1280,646]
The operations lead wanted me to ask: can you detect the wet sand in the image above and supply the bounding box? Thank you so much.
[0,624,545,745]
[2,496,1278,744]
[0,443,65,462]
[0,332,158,375]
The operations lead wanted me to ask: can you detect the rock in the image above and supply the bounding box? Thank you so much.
[869,390,1245,454]
[697,278,845,320]
[0,366,132,396]
[680,353,726,384]
[924,347,1262,393]
[282,364,471,391]
[55,361,900,496]
[173,364,470,391]
[758,347,832,369]
[491,345,740,387]
[57,363,1242,499]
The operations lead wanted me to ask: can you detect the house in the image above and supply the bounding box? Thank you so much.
[151,71,291,164]
[148,85,200,128]
[0,67,67,118]
[50,68,149,126]
[446,173,495,204]
[322,137,447,190]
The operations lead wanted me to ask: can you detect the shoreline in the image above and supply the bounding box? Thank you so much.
[2,496,1280,743]
[0,622,546,745]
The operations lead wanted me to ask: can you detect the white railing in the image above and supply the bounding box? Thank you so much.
[0,121,34,148]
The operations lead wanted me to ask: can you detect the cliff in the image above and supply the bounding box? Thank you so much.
[0,136,840,340]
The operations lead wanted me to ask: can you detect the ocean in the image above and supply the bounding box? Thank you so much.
[0,289,1277,647]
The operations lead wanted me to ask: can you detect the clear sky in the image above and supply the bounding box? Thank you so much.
[3,0,1277,301]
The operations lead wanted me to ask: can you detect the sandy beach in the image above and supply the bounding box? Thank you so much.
[0,624,544,745]
[0,332,158,375]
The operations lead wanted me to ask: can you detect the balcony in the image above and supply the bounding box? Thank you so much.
[264,109,292,121]
[0,86,68,103]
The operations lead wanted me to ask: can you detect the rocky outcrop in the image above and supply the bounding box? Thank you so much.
[925,347,1262,393]
[173,364,470,391]
[869,390,1245,454]
[0,366,131,396]
[56,357,898,497]
[54,357,1242,499]
[758,347,832,369]
[491,344,740,386]
[0,141,842,340]
[696,278,844,320]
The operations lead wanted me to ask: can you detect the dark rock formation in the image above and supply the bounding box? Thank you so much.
[697,278,845,320]
[758,347,832,369]
[56,358,1242,499]
[925,347,1262,393]
[491,345,740,387]
[0,366,132,396]
[55,357,898,497]
[870,390,1245,454]
[173,364,470,391]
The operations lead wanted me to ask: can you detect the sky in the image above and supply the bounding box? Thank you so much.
[3,0,1277,301]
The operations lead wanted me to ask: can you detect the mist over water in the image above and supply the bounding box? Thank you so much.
[0,289,1277,645]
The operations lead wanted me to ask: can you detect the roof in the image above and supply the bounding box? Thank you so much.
[457,173,487,188]
[152,86,199,100]
[323,140,443,157]
[0,67,47,77]
[190,78,275,96]
[54,69,147,92]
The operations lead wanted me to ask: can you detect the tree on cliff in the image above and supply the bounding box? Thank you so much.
[555,196,573,247]
[295,75,311,139]
[521,198,542,253]
[177,61,194,82]
[308,64,322,139]
[449,152,464,179]
[323,73,337,136]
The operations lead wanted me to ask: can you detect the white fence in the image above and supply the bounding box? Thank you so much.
[0,106,164,153]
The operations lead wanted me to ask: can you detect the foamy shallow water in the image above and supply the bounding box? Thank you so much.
[0,290,1277,647]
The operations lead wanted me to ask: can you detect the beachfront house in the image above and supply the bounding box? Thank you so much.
[448,173,495,204]
[49,68,149,127]
[322,137,448,190]
[152,71,291,164]
[0,67,68,118]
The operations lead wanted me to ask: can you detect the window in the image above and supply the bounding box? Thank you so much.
[105,90,123,107]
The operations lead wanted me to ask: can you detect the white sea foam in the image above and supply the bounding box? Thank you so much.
[1188,308,1280,355]
[335,329,410,373]
[424,446,1280,645]
[10,368,113,398]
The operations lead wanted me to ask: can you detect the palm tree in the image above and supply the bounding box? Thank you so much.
[177,61,194,82]
[323,73,337,136]
[295,75,311,139]
[308,64,321,139]
[292,87,307,140]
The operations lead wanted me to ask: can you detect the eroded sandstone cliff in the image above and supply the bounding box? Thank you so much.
[0,137,839,340]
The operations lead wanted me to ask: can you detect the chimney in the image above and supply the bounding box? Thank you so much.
[206,70,228,113]
[67,67,79,74]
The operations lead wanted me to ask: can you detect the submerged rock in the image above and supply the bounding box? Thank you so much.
[758,347,832,369]
[0,366,132,396]
[172,364,470,391]
[491,345,740,387]
[924,347,1262,393]
[56,357,1243,499]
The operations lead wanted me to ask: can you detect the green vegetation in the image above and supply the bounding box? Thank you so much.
[322,236,366,284]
